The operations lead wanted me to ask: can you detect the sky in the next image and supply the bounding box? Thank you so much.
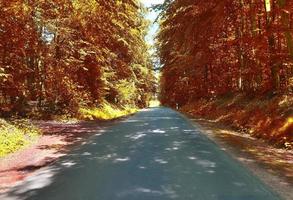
[141,0,165,7]
[140,0,165,46]
[140,0,165,72]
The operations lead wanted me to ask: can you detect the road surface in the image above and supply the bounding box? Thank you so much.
[2,108,281,200]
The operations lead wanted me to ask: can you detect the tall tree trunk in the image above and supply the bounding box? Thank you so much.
[278,0,293,93]
[278,0,293,59]
[236,0,245,91]
[265,0,281,92]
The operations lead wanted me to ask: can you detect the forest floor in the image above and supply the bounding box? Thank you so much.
[181,94,293,148]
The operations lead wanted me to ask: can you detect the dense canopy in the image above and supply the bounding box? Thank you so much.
[158,0,293,107]
[0,0,156,117]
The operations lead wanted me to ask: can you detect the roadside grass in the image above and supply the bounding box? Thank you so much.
[0,119,41,157]
[0,102,138,157]
[79,102,137,120]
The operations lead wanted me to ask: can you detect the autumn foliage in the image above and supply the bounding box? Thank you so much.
[158,0,293,105]
[0,0,155,117]
[158,0,292,147]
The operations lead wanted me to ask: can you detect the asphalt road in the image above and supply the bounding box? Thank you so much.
[2,108,281,200]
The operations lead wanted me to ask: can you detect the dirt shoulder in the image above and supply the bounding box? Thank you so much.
[0,120,113,193]
[191,117,293,200]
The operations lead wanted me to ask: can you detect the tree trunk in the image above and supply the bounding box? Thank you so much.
[265,0,281,92]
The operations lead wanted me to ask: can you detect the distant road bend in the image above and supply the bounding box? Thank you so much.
[2,107,280,200]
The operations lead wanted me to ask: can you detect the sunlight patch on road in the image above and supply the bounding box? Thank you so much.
[132,133,146,140]
[206,170,216,174]
[126,132,147,140]
[136,187,162,194]
[188,156,198,160]
[195,160,216,168]
[183,129,194,132]
[2,166,58,199]
[170,127,179,130]
[82,152,92,156]
[61,161,77,168]
[114,157,130,163]
[154,158,168,164]
[122,119,142,123]
[165,147,179,151]
[97,129,106,133]
[152,129,166,134]
[172,141,185,150]
[96,153,117,161]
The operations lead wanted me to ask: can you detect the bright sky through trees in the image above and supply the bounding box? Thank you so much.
[141,0,165,7]
[141,0,165,73]
[141,0,164,45]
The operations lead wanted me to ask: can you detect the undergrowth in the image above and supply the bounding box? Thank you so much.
[79,102,137,120]
[181,94,293,149]
[0,102,138,157]
[0,119,41,157]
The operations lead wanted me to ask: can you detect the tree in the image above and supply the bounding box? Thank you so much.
[0,0,155,116]
[158,0,293,107]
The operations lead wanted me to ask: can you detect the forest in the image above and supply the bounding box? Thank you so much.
[158,0,292,147]
[0,0,155,119]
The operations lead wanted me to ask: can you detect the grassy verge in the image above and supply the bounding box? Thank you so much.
[181,94,293,148]
[0,102,138,157]
[79,102,137,120]
[0,119,41,157]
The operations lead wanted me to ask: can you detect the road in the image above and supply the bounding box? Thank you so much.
[2,108,281,200]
